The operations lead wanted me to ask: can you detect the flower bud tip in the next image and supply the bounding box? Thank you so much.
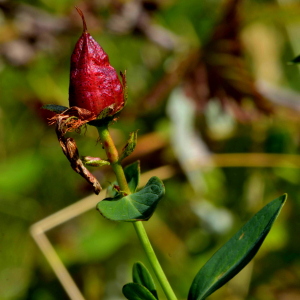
[75,6,87,33]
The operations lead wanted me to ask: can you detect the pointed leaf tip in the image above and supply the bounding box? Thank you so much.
[123,283,157,300]
[75,6,87,32]
[188,194,287,300]
[120,131,138,161]
[133,262,158,299]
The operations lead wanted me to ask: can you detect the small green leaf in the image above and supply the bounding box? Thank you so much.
[133,262,158,299]
[82,156,110,167]
[97,176,165,222]
[123,283,157,300]
[289,55,300,64]
[188,194,287,300]
[106,161,140,197]
[120,131,138,161]
[41,104,68,113]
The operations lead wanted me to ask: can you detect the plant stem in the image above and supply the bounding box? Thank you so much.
[133,221,178,300]
[97,125,178,300]
[97,125,130,194]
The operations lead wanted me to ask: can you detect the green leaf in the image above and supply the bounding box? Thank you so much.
[41,104,68,113]
[133,262,158,299]
[106,161,140,197]
[82,156,110,167]
[125,161,140,194]
[123,283,157,300]
[289,55,300,64]
[188,194,287,300]
[97,176,165,222]
[120,131,138,161]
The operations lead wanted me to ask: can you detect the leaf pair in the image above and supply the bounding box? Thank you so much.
[102,169,285,300]
[123,262,158,300]
[97,161,165,222]
[101,162,286,299]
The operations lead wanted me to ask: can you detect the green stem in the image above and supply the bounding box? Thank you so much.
[133,221,178,300]
[97,125,178,300]
[97,125,130,194]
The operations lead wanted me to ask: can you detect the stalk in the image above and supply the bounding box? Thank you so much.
[133,221,178,300]
[97,125,178,300]
[97,125,130,194]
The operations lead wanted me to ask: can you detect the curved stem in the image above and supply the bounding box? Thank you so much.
[97,125,178,300]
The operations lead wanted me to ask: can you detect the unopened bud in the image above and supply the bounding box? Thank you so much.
[69,7,125,118]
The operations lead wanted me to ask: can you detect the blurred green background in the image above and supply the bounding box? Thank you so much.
[1,0,300,299]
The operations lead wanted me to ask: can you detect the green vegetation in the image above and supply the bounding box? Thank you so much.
[1,0,300,299]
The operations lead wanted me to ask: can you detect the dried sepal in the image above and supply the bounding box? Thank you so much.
[49,106,97,134]
[120,131,138,161]
[82,156,111,167]
[55,114,101,195]
[120,70,128,108]
[97,104,115,120]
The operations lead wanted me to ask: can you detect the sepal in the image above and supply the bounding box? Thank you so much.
[82,156,110,167]
[42,104,68,114]
[120,131,138,161]
[98,105,115,120]
[120,70,128,107]
[289,55,300,64]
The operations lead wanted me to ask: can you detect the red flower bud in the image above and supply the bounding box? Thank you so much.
[69,7,124,117]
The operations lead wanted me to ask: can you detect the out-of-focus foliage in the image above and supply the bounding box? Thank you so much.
[1,0,300,299]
